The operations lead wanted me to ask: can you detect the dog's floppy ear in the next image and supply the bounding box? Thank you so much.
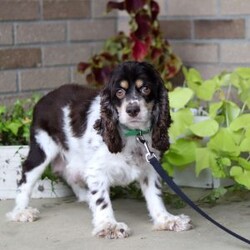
[151,72,171,152]
[94,86,123,153]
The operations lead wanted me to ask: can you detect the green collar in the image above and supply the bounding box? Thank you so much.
[124,128,150,137]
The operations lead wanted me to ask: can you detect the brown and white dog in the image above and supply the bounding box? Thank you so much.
[7,61,192,239]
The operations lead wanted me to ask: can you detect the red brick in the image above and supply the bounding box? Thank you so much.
[0,0,39,21]
[20,67,70,91]
[160,20,192,39]
[43,44,92,66]
[195,19,245,39]
[221,0,250,15]
[0,48,41,70]
[69,20,116,41]
[117,18,130,34]
[0,24,13,45]
[171,43,218,63]
[0,71,17,93]
[16,23,66,44]
[43,0,90,20]
[220,43,250,63]
[167,0,217,16]
[92,0,117,18]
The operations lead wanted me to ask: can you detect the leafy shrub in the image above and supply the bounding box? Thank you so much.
[0,95,40,145]
[162,67,250,189]
[78,0,182,87]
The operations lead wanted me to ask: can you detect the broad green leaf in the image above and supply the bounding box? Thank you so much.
[7,121,22,136]
[209,152,227,178]
[221,157,231,166]
[230,166,250,189]
[230,72,240,88]
[169,109,193,141]
[183,67,203,85]
[217,73,231,87]
[169,87,194,109]
[224,101,240,124]
[246,128,250,138]
[0,106,6,115]
[209,102,223,118]
[239,89,250,109]
[230,166,242,176]
[240,138,250,152]
[189,119,219,137]
[208,128,239,155]
[165,138,197,166]
[161,161,175,176]
[236,157,250,170]
[196,79,217,101]
[195,148,210,176]
[229,114,250,131]
[236,67,250,79]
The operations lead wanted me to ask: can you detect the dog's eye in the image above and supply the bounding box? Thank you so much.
[141,86,151,95]
[116,89,126,99]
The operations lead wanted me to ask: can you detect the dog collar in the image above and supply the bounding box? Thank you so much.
[124,129,150,137]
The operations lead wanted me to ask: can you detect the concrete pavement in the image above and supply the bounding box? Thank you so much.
[0,196,249,250]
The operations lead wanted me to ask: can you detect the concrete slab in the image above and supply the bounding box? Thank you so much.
[0,197,249,250]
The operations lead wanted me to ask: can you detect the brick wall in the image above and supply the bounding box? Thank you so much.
[119,0,250,79]
[1,0,250,104]
[0,0,116,105]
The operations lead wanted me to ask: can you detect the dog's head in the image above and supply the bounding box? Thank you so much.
[94,61,171,153]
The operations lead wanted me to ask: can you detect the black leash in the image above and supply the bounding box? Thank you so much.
[136,134,250,245]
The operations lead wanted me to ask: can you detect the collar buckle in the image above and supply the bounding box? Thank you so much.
[136,134,157,162]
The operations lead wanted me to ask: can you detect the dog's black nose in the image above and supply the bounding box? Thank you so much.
[126,104,140,117]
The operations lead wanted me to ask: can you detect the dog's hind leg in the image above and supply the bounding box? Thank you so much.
[6,130,59,222]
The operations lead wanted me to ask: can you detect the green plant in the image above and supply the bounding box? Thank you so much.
[162,67,250,189]
[0,96,64,185]
[78,0,181,87]
[0,95,40,145]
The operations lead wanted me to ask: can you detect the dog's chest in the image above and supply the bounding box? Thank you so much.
[104,138,148,185]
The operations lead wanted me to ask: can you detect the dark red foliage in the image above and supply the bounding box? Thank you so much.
[78,0,182,87]
[134,13,151,39]
[151,47,162,61]
[132,36,149,61]
[93,66,112,85]
[150,0,160,21]
[125,0,146,13]
[77,62,89,73]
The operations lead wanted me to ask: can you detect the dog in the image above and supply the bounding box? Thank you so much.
[7,61,192,239]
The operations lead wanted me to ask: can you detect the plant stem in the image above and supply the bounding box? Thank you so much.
[226,82,232,100]
[241,101,247,114]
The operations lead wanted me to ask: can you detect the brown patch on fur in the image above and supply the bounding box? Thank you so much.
[135,79,143,88]
[120,80,129,89]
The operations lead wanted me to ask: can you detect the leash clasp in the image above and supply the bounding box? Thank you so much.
[136,133,157,162]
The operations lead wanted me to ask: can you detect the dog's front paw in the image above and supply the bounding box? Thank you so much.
[153,214,192,232]
[93,222,131,239]
[6,207,40,222]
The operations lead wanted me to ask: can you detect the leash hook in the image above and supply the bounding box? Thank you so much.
[136,132,157,162]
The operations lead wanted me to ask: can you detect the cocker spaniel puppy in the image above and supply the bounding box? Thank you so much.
[7,61,191,239]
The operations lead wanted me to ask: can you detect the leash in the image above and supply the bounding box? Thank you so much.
[136,134,250,245]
